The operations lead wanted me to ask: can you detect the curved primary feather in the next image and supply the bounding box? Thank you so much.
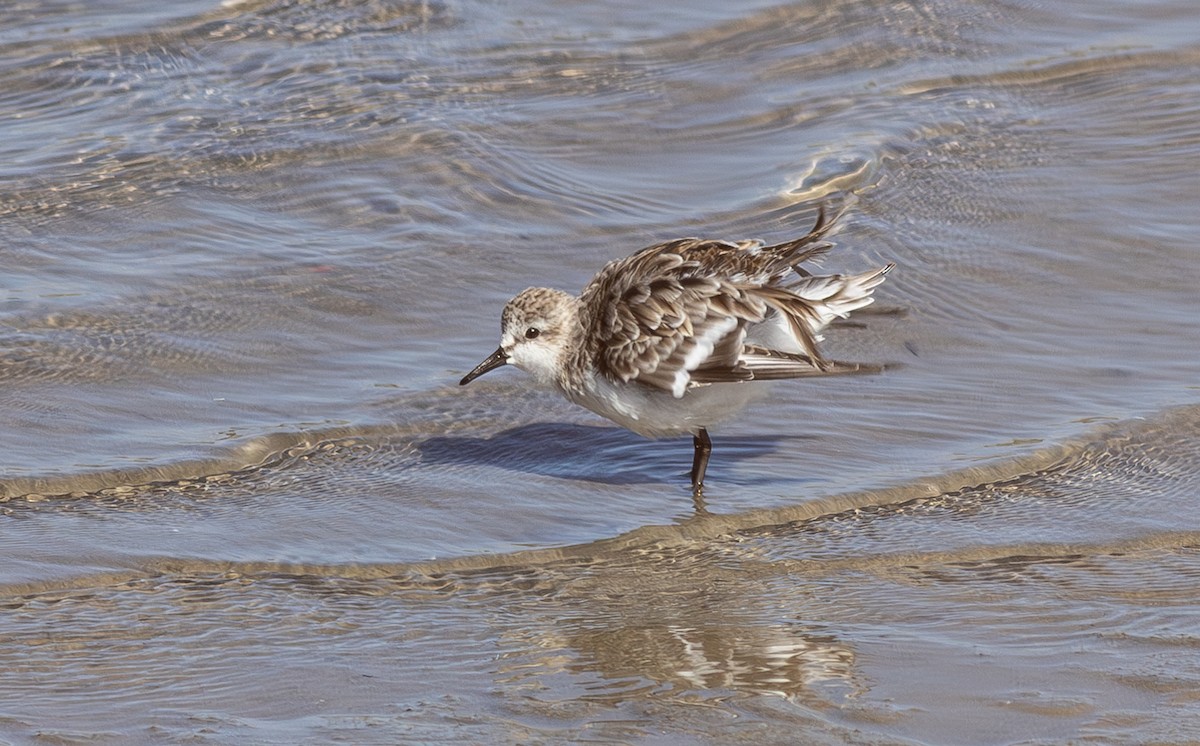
[578,205,891,398]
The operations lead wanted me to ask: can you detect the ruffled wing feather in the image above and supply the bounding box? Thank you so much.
[579,205,888,397]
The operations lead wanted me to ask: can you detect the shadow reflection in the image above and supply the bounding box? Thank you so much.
[418,422,784,486]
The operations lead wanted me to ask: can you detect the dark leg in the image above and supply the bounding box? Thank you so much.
[690,428,712,496]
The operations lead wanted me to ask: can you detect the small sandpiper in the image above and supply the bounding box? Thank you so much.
[460,204,893,497]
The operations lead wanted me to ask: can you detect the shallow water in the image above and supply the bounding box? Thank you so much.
[2,0,1199,742]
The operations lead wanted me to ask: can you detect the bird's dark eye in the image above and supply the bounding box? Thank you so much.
[524,327,541,340]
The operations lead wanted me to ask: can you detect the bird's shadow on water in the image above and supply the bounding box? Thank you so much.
[418,422,788,487]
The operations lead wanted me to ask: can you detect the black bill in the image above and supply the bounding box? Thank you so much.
[459,347,509,385]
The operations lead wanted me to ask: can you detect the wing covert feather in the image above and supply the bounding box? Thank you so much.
[580,241,767,396]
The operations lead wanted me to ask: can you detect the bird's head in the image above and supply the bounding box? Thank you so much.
[460,287,581,388]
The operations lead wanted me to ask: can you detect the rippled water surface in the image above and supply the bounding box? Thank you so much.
[2,0,1199,742]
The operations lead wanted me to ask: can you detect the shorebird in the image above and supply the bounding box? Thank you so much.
[460,205,893,497]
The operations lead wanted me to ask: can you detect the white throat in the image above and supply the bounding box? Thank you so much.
[509,340,566,388]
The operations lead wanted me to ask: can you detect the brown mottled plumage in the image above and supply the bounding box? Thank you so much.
[460,204,894,498]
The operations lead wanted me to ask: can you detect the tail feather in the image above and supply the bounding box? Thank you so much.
[747,262,894,371]
[790,263,894,327]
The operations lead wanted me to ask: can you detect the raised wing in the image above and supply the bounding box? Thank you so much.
[579,207,850,398]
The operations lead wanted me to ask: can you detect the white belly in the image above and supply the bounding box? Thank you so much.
[565,374,767,438]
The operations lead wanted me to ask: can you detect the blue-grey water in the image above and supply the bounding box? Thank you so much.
[2,0,1199,743]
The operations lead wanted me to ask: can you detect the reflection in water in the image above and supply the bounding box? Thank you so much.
[1,426,1199,742]
[553,623,858,704]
